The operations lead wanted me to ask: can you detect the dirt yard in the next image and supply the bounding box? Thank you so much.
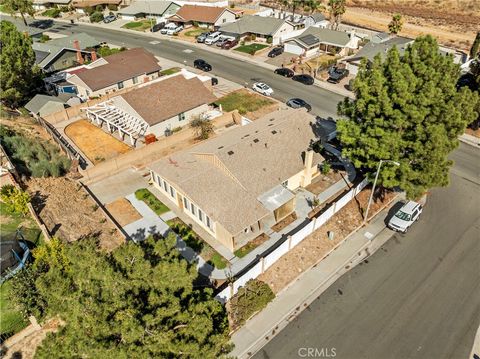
[105,198,141,227]
[465,127,480,138]
[64,119,132,164]
[306,170,348,195]
[258,188,397,294]
[27,177,124,251]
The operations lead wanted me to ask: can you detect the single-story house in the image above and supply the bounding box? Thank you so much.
[83,73,216,144]
[219,15,298,45]
[302,13,329,28]
[168,5,238,29]
[72,0,123,13]
[345,36,412,75]
[118,1,180,22]
[32,0,71,10]
[284,27,358,57]
[370,31,390,44]
[66,48,162,99]
[148,108,324,252]
[33,33,101,73]
[25,94,66,117]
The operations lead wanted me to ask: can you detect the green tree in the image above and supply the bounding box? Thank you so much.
[306,0,325,15]
[2,0,35,26]
[328,0,345,30]
[33,235,232,358]
[468,58,480,130]
[470,32,480,59]
[0,184,31,215]
[0,21,40,108]
[388,13,403,34]
[190,118,215,140]
[337,36,479,199]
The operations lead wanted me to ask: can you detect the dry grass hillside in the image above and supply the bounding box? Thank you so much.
[345,0,479,50]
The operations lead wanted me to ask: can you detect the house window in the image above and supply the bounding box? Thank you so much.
[281,180,288,187]
[191,203,196,216]
[178,112,186,121]
[183,197,189,209]
[198,209,203,222]
[156,174,162,186]
[163,180,168,193]
[117,81,124,89]
[206,216,211,229]
[169,186,176,198]
[132,76,138,84]
[222,18,226,23]
[244,227,250,233]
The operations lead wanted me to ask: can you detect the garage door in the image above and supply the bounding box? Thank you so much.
[284,42,303,55]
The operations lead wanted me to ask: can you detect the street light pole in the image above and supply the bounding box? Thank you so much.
[363,160,400,225]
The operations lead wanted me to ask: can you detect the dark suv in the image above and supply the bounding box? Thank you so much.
[327,67,349,83]
[194,59,212,72]
[274,67,294,77]
[151,22,165,32]
[222,39,238,49]
[292,74,314,85]
[268,46,284,58]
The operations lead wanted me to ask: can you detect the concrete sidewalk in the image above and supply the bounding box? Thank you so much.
[460,133,480,148]
[230,202,398,359]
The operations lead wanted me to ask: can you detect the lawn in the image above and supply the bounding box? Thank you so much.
[184,27,206,38]
[234,233,269,258]
[65,119,131,164]
[135,188,170,216]
[0,202,43,245]
[234,43,268,55]
[160,67,181,76]
[41,8,60,18]
[166,218,228,269]
[0,280,28,337]
[215,89,275,115]
[121,19,153,31]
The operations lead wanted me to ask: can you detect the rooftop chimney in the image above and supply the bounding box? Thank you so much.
[73,40,84,64]
[91,51,97,62]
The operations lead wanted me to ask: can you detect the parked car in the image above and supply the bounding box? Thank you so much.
[194,59,212,72]
[274,67,294,77]
[292,74,314,85]
[327,67,349,83]
[204,31,222,45]
[196,32,211,43]
[103,14,116,23]
[152,22,166,32]
[166,25,183,35]
[286,98,312,112]
[222,39,238,49]
[252,82,273,96]
[387,201,423,233]
[216,37,230,47]
[160,23,177,34]
[268,46,284,58]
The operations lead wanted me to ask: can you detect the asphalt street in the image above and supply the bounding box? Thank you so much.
[14,18,345,118]
[254,142,480,359]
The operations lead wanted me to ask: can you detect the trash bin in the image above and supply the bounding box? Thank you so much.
[211,77,218,86]
[70,19,74,24]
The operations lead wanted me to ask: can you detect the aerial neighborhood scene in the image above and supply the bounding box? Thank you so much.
[0,0,479,357]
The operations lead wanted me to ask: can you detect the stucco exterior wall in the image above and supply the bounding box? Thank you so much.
[213,11,236,27]
[147,103,210,138]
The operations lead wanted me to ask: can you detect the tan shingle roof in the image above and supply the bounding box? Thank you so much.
[149,108,324,235]
[119,75,216,126]
[172,5,231,24]
[76,48,161,91]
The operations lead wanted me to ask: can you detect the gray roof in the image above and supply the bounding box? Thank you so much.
[149,108,324,235]
[25,95,65,116]
[219,15,290,36]
[371,31,390,43]
[33,0,71,4]
[347,37,412,63]
[307,13,326,23]
[118,1,180,16]
[287,26,351,48]
[33,33,100,69]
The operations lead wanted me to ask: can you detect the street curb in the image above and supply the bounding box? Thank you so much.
[459,133,480,148]
[233,193,400,359]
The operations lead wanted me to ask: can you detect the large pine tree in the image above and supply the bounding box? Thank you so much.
[28,235,232,358]
[337,36,479,198]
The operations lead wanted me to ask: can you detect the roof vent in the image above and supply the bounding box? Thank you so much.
[253,138,259,143]
[268,123,274,126]
[227,150,234,155]
[269,118,274,121]
[244,134,250,138]
[218,146,224,149]
[271,130,277,134]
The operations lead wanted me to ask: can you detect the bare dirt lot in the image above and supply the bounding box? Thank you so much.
[258,188,397,294]
[105,198,141,227]
[64,119,132,164]
[27,177,124,251]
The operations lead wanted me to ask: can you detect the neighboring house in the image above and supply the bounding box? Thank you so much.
[66,48,162,99]
[32,0,71,10]
[302,13,329,28]
[72,0,123,13]
[118,1,180,22]
[33,33,101,73]
[83,73,216,144]
[168,5,238,29]
[148,108,324,252]
[370,31,390,44]
[219,15,298,45]
[345,36,412,75]
[284,27,358,57]
[25,94,66,117]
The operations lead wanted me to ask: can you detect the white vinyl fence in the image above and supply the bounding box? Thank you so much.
[215,178,368,302]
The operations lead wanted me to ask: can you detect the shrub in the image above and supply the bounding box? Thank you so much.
[59,5,69,12]
[90,11,104,23]
[244,35,252,42]
[321,162,331,175]
[95,4,103,11]
[251,34,256,41]
[266,36,273,44]
[84,6,95,15]
[39,34,51,43]
[230,2,235,8]
[42,8,61,18]
[240,40,245,45]
[107,4,117,10]
[229,279,274,328]
[190,118,214,140]
[0,185,31,215]
[192,20,199,27]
